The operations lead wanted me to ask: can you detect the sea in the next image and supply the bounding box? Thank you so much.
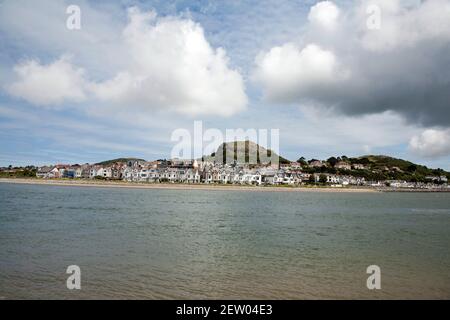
[0,182,449,299]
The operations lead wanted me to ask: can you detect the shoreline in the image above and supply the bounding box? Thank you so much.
[1,178,449,193]
[0,178,378,193]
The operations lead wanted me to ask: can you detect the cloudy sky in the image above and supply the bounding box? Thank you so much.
[0,0,449,170]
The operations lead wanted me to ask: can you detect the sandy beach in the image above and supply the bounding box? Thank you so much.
[0,178,378,193]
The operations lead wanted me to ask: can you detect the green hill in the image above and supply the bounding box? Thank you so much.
[95,158,146,166]
[205,140,290,165]
[353,155,449,182]
[301,154,449,182]
[352,155,447,175]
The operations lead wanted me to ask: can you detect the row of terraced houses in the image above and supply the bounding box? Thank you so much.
[35,159,370,186]
[34,158,449,188]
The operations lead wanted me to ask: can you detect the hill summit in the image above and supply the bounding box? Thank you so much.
[204,140,290,165]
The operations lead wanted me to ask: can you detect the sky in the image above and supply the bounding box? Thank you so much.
[0,0,449,170]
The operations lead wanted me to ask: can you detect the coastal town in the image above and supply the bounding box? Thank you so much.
[1,146,449,191]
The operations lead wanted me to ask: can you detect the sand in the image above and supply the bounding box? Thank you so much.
[0,178,378,193]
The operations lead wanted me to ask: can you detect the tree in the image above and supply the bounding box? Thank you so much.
[297,157,307,166]
[327,157,338,167]
[308,174,316,184]
[319,174,327,184]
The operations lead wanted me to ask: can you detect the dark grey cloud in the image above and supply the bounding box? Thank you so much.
[255,0,450,127]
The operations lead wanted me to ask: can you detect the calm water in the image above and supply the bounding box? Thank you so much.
[0,183,449,299]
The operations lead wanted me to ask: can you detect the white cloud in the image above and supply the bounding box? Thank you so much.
[6,57,87,106]
[359,0,450,52]
[409,129,450,158]
[5,7,247,117]
[254,43,347,103]
[253,0,450,127]
[90,8,247,117]
[308,1,340,30]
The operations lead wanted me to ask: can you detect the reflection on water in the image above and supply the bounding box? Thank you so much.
[0,183,449,299]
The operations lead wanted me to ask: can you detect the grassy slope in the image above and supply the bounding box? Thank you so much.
[95,158,146,166]
[207,141,291,165]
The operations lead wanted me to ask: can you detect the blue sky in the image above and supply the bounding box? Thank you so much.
[0,0,449,170]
